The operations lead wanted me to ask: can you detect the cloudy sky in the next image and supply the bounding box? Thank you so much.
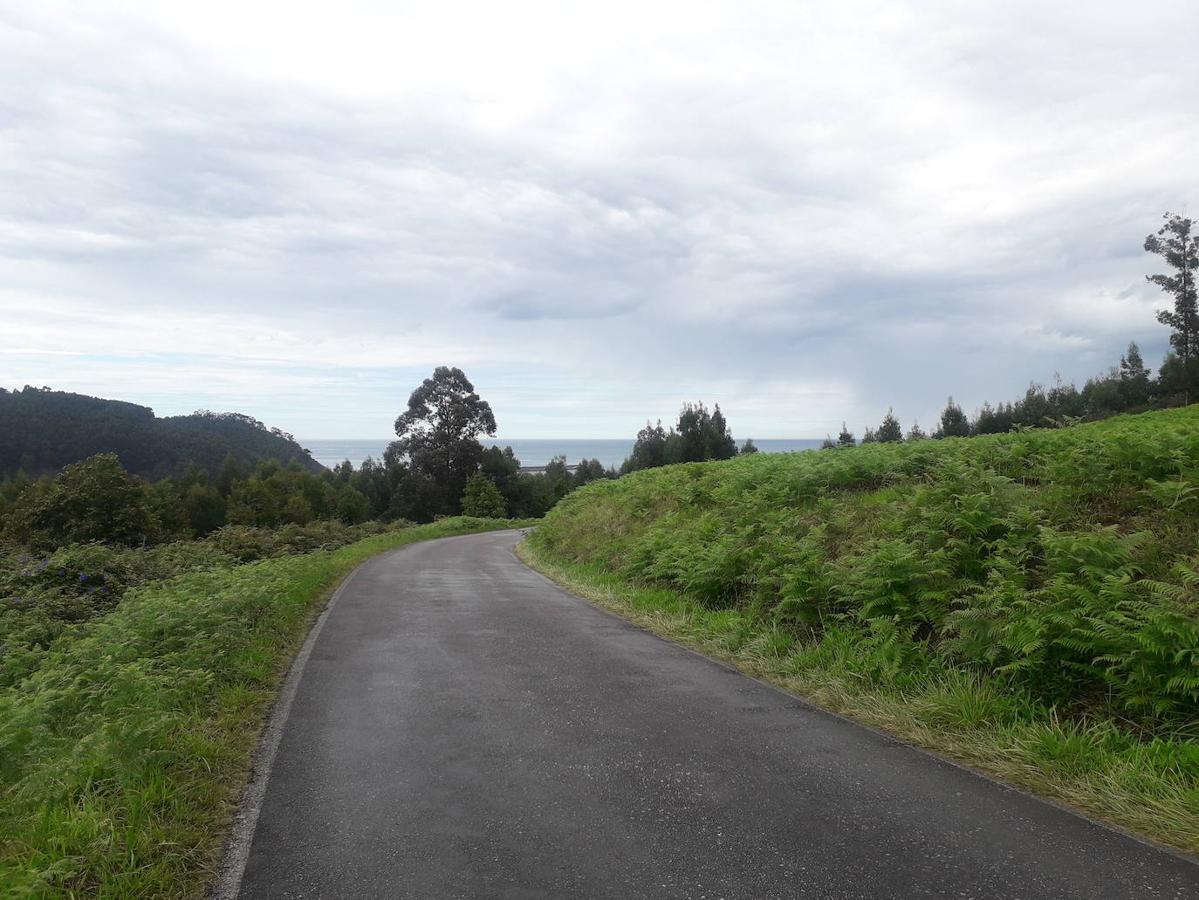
[1,1,1195,439]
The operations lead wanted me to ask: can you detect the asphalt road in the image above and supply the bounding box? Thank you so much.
[229,530,1199,899]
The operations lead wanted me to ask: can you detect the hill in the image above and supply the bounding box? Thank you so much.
[525,406,1199,851]
[0,386,323,480]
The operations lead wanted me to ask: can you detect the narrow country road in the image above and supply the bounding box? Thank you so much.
[229,530,1199,899]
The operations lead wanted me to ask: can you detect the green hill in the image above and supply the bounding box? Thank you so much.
[0,387,323,480]
[526,406,1199,850]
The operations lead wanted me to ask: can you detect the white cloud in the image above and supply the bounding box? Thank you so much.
[0,0,1195,437]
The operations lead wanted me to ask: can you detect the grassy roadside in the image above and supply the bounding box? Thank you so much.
[0,517,533,898]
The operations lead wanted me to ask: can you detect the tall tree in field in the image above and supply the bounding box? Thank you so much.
[391,367,497,519]
[837,423,855,446]
[1145,213,1199,366]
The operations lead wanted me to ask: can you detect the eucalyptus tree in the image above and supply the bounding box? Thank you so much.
[390,366,497,518]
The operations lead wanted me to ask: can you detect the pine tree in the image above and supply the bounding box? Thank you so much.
[906,421,926,442]
[837,423,855,446]
[739,438,759,455]
[876,408,903,443]
[938,397,970,438]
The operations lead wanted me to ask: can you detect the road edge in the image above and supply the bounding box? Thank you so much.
[208,557,369,900]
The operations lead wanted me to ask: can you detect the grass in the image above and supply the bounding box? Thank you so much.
[0,516,533,898]
[521,406,1199,855]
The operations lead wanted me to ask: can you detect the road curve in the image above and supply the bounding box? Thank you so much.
[230,530,1198,899]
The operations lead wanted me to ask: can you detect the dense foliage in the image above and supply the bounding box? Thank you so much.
[0,387,322,480]
[534,406,1199,728]
[621,401,739,473]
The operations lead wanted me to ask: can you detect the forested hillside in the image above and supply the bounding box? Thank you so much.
[0,387,323,479]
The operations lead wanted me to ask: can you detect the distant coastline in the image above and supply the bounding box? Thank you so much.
[302,438,823,470]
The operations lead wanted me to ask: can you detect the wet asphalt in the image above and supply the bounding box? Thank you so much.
[234,530,1199,899]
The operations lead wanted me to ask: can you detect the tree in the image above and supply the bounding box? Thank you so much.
[973,402,1001,434]
[676,402,736,463]
[906,421,926,442]
[1145,213,1199,396]
[218,453,243,496]
[4,453,160,547]
[621,421,668,473]
[706,404,738,460]
[820,436,837,450]
[542,456,573,503]
[837,423,855,447]
[861,427,878,444]
[740,438,759,455]
[621,402,738,472]
[184,483,226,535]
[461,473,507,518]
[1118,341,1151,408]
[335,484,371,523]
[938,397,970,437]
[573,458,610,486]
[390,367,497,519]
[876,408,903,443]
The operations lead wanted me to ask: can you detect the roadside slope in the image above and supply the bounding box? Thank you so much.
[524,406,1199,852]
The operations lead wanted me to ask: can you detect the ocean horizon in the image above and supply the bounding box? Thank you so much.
[301,438,824,470]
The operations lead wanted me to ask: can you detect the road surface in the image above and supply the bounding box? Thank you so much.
[228,530,1199,899]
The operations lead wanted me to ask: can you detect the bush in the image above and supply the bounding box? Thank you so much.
[4,454,161,548]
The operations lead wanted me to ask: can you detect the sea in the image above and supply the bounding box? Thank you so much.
[301,438,824,470]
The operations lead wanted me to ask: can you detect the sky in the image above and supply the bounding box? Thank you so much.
[1,1,1196,439]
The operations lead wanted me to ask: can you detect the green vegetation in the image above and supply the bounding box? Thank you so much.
[524,406,1199,851]
[0,370,610,531]
[461,472,508,518]
[373,366,612,521]
[620,401,738,473]
[0,387,321,480]
[0,516,530,897]
[0,374,542,895]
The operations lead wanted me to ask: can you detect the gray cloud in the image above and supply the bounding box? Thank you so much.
[0,0,1195,438]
